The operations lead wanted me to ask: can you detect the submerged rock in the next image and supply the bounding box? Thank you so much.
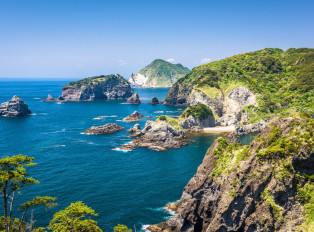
[124,111,144,123]
[130,120,189,151]
[0,95,32,117]
[148,117,313,232]
[126,93,141,104]
[84,123,125,134]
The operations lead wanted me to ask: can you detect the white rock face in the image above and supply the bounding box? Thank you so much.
[128,73,149,87]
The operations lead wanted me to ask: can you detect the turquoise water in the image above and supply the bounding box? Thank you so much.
[0,81,255,231]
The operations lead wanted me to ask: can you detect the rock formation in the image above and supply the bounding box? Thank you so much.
[124,111,144,123]
[126,93,141,104]
[130,120,190,151]
[147,96,160,105]
[0,95,32,117]
[128,59,190,87]
[44,74,134,102]
[148,117,314,231]
[84,123,125,134]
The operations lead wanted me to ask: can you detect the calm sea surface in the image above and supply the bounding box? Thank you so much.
[0,80,256,231]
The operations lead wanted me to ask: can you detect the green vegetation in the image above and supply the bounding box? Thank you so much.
[48,201,102,232]
[167,48,314,119]
[210,138,248,178]
[138,59,190,86]
[180,103,213,120]
[113,224,132,232]
[155,115,182,129]
[66,74,128,88]
[261,188,283,221]
[256,119,313,160]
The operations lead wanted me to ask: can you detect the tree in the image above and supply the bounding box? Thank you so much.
[113,224,132,232]
[0,155,39,232]
[19,196,57,231]
[48,201,102,232]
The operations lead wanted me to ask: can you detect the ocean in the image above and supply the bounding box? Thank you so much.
[0,80,256,231]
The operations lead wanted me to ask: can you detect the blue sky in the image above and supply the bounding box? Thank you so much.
[0,0,313,79]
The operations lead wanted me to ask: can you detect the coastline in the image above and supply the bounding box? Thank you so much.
[201,125,235,134]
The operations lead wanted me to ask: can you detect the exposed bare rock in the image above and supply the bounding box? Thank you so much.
[84,123,124,134]
[126,93,141,104]
[120,144,135,151]
[124,111,144,122]
[0,95,32,117]
[148,118,313,232]
[43,94,66,103]
[180,114,215,131]
[147,96,160,105]
[235,121,267,135]
[131,120,189,151]
[127,123,141,133]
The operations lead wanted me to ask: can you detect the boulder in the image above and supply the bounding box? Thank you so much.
[0,95,32,117]
[127,123,141,133]
[126,93,141,104]
[84,123,125,134]
[124,111,144,123]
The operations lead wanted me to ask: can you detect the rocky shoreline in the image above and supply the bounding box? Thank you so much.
[84,123,125,134]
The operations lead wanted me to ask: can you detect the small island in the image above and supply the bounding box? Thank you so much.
[84,123,125,134]
[44,74,134,102]
[0,95,32,117]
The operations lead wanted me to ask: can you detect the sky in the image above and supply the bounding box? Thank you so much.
[0,0,313,79]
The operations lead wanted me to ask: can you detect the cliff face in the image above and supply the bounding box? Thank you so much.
[62,75,134,101]
[164,48,314,123]
[149,117,314,232]
[129,59,190,87]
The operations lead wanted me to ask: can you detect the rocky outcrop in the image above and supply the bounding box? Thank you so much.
[124,111,144,123]
[148,96,160,105]
[84,123,124,134]
[148,118,313,232]
[127,123,141,133]
[45,75,134,102]
[235,121,266,135]
[180,114,215,131]
[130,120,190,151]
[126,93,141,104]
[43,94,65,103]
[0,96,32,117]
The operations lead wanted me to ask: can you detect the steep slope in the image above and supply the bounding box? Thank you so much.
[129,59,190,87]
[165,48,314,122]
[148,117,314,232]
[45,74,134,102]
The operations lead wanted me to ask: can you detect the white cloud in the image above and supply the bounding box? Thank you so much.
[117,59,127,66]
[200,58,210,64]
[166,58,175,63]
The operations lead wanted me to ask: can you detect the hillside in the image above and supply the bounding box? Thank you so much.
[129,59,190,87]
[165,48,314,122]
[149,117,314,232]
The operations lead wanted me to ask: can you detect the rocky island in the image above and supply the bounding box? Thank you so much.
[44,74,134,102]
[128,120,189,151]
[124,111,144,122]
[0,95,32,117]
[126,93,141,104]
[128,59,190,87]
[148,117,314,232]
[84,123,125,134]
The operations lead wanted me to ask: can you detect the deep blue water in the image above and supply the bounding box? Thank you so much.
[0,81,255,231]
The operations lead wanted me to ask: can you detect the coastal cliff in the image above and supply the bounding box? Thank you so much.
[129,59,190,87]
[149,117,314,232]
[45,74,134,102]
[164,48,314,127]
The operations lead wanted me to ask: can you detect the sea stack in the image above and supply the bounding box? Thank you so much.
[126,93,141,104]
[148,96,159,105]
[0,95,32,117]
[124,111,144,122]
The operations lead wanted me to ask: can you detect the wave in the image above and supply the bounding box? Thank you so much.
[56,144,66,147]
[93,115,118,120]
[141,225,151,232]
[33,97,41,99]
